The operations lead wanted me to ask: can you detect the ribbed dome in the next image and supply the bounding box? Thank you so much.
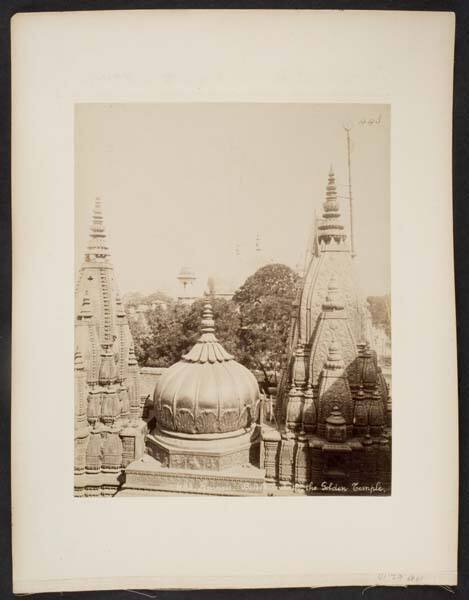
[154,303,259,436]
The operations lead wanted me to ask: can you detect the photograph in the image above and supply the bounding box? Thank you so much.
[74,102,391,497]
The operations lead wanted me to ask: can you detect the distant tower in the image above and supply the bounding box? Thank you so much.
[252,232,268,273]
[256,233,261,253]
[177,265,197,304]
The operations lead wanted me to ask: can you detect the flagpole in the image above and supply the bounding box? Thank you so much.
[344,126,355,258]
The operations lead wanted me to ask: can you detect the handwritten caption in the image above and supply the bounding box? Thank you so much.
[308,481,386,495]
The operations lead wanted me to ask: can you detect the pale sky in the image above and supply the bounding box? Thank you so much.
[75,103,390,298]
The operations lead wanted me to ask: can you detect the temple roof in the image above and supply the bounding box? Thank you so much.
[154,303,259,436]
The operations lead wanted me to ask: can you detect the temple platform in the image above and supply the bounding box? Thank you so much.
[120,454,266,496]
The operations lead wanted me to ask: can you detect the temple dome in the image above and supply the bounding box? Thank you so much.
[154,303,259,436]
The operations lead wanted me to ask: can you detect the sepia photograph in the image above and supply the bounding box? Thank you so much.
[74,103,391,497]
[12,9,459,593]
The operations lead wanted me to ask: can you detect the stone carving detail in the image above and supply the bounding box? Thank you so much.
[368,387,385,436]
[74,433,89,475]
[87,390,101,426]
[121,435,135,467]
[101,388,120,425]
[263,440,279,482]
[353,386,369,435]
[220,409,239,432]
[302,386,317,431]
[175,409,196,434]
[238,407,249,429]
[119,384,130,425]
[286,386,304,431]
[279,435,295,487]
[362,348,378,387]
[294,434,310,489]
[158,405,173,430]
[86,428,103,473]
[195,410,218,434]
[74,350,88,430]
[309,321,357,387]
[102,430,123,471]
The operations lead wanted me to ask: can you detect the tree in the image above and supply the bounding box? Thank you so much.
[128,296,241,368]
[145,290,174,306]
[232,264,300,391]
[126,266,300,377]
[127,314,152,365]
[367,294,391,337]
[141,303,190,367]
[122,291,146,307]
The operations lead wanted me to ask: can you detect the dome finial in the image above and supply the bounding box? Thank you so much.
[182,302,234,363]
[201,302,215,334]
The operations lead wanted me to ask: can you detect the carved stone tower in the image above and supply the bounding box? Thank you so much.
[74,198,146,496]
[262,168,391,494]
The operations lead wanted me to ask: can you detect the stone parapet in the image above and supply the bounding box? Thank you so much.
[123,454,265,496]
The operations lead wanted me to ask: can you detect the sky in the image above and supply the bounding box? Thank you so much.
[75,103,390,298]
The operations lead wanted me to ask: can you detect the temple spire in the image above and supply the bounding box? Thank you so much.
[86,197,110,262]
[323,166,340,217]
[317,167,347,247]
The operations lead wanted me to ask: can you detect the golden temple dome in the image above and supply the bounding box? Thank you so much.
[154,303,259,436]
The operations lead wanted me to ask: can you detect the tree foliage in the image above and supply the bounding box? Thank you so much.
[123,290,174,308]
[127,264,299,384]
[233,264,300,388]
[367,294,391,337]
[128,297,242,368]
